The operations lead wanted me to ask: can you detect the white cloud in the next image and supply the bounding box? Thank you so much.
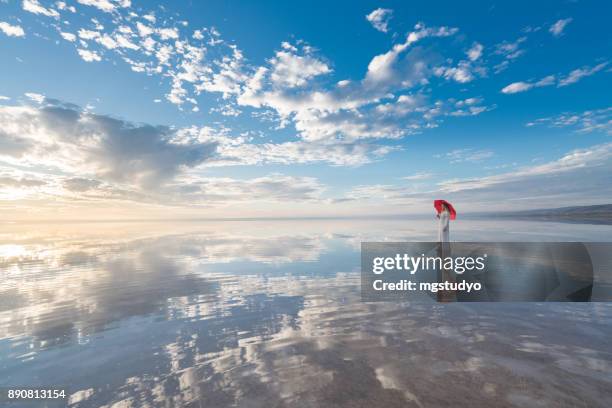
[0,174,46,188]
[366,8,393,33]
[22,0,478,148]
[535,75,555,87]
[237,25,491,145]
[424,143,612,210]
[449,97,492,117]
[157,27,179,40]
[0,99,394,202]
[268,45,331,88]
[193,45,247,99]
[526,107,612,135]
[172,174,325,204]
[435,43,487,85]
[341,143,612,210]
[97,34,117,49]
[210,103,241,117]
[439,143,612,193]
[63,177,101,192]
[0,21,25,37]
[114,33,138,49]
[501,81,533,94]
[466,42,483,61]
[502,62,608,93]
[60,31,76,42]
[434,61,475,83]
[375,94,426,116]
[77,48,102,62]
[436,148,494,163]
[180,126,394,167]
[24,92,45,103]
[495,36,526,59]
[91,18,104,30]
[558,62,608,87]
[55,1,76,13]
[0,102,339,207]
[455,97,481,107]
[35,4,250,112]
[77,28,100,40]
[493,36,526,72]
[0,102,217,190]
[136,22,153,37]
[502,75,554,94]
[549,18,572,37]
[250,141,395,167]
[402,172,433,181]
[22,0,60,18]
[15,3,495,159]
[76,0,130,13]
[365,23,458,85]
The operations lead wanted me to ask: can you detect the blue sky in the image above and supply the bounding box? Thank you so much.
[0,0,610,219]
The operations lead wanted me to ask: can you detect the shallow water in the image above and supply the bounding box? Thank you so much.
[1,219,611,407]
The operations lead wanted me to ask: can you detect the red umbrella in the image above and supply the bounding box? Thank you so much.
[434,200,457,220]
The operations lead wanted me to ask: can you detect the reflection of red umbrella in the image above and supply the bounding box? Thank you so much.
[434,200,457,220]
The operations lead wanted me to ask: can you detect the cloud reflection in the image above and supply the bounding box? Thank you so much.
[0,221,611,407]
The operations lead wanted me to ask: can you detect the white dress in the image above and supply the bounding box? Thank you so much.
[438,209,450,242]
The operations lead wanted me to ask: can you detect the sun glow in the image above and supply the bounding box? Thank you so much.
[0,244,28,259]
[0,188,33,201]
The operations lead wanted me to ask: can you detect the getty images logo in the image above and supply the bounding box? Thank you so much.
[371,253,488,275]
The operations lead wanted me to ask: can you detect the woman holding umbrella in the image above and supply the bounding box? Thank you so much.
[434,199,457,302]
[434,199,457,243]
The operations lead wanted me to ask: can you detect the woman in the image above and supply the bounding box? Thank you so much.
[434,199,457,302]
[434,199,456,243]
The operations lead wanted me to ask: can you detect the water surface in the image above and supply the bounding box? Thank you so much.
[1,219,611,407]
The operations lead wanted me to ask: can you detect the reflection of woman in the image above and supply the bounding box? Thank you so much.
[434,200,456,242]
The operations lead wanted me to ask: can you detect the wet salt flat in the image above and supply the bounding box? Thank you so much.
[1,219,611,407]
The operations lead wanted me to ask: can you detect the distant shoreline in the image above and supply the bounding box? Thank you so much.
[466,214,612,225]
[466,204,612,225]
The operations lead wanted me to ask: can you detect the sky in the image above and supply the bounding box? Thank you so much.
[0,0,610,220]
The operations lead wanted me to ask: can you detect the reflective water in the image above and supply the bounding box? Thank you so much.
[1,219,611,407]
